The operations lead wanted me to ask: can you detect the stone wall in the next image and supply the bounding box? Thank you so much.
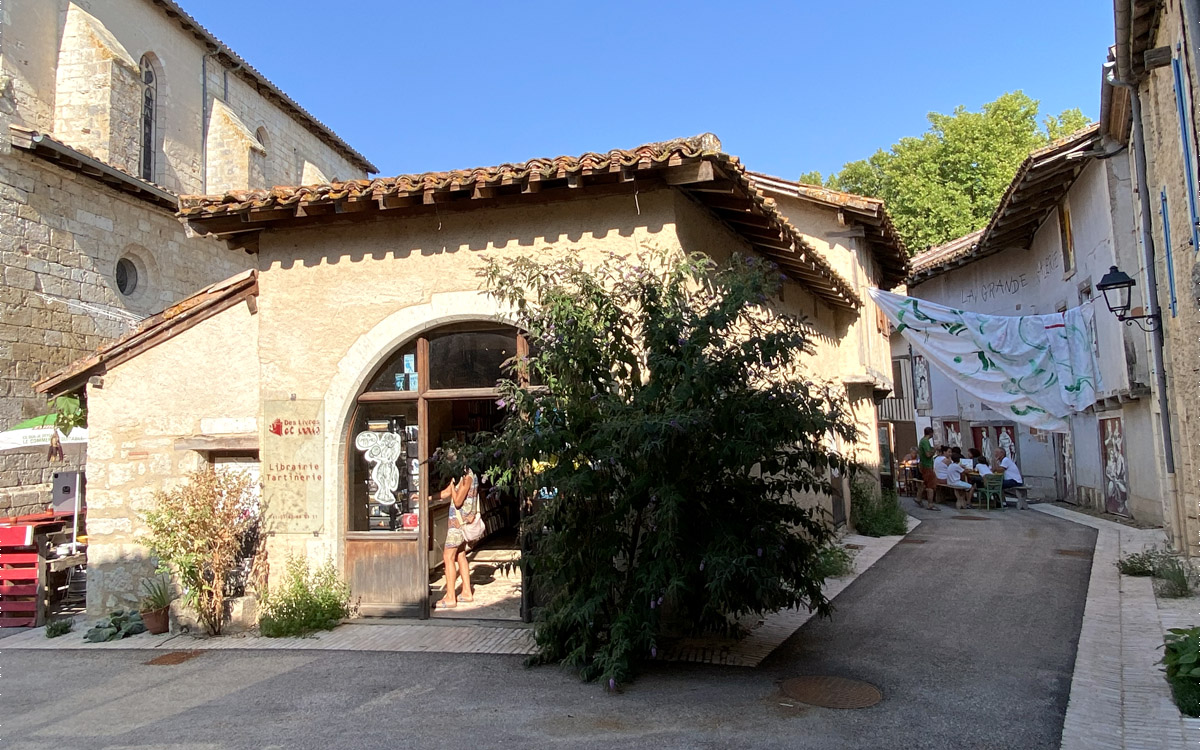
[0,145,251,515]
[83,299,260,614]
[1136,0,1200,552]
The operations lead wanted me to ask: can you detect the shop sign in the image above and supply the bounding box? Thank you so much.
[262,400,325,533]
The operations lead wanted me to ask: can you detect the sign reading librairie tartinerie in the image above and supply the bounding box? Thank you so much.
[262,400,325,534]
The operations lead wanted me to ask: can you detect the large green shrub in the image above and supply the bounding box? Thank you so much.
[1163,627,1200,716]
[259,557,353,638]
[445,249,857,688]
[850,480,908,537]
[141,467,260,635]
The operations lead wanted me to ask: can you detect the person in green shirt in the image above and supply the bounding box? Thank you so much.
[917,426,941,511]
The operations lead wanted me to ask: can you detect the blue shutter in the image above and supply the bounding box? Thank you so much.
[1162,188,1179,317]
[1171,55,1200,252]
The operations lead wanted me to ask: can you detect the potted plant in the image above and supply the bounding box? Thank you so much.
[139,576,174,635]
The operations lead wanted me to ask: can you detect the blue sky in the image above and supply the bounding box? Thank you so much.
[188,1,1113,181]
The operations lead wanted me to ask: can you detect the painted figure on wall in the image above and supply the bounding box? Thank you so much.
[914,355,932,410]
[997,425,1016,461]
[944,421,962,449]
[1101,417,1130,517]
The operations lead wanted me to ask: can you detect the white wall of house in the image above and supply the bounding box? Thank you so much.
[909,159,1163,522]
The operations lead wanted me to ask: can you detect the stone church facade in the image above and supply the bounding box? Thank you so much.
[0,0,375,515]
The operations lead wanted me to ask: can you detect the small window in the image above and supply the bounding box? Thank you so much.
[116,257,138,296]
[1058,201,1075,275]
[255,127,269,149]
[139,55,157,182]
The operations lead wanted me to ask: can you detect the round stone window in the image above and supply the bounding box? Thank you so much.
[116,257,139,296]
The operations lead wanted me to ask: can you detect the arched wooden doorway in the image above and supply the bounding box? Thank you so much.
[344,322,525,618]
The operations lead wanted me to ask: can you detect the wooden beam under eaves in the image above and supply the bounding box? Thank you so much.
[664,161,715,185]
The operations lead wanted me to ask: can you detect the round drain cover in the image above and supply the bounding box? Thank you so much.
[781,675,882,709]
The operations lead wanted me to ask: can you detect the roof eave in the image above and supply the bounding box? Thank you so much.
[145,0,377,174]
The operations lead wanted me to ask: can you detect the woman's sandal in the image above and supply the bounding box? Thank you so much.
[434,599,457,609]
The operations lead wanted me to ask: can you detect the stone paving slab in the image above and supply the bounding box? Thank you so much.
[2,518,917,668]
[1033,504,1197,750]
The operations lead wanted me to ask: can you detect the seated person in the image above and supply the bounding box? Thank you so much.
[900,447,919,467]
[966,448,989,487]
[991,448,1024,489]
[932,446,951,484]
[945,454,975,509]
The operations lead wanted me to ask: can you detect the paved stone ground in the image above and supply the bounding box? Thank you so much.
[1035,504,1200,750]
[1,504,1093,749]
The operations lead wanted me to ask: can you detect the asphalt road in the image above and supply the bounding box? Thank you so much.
[3,506,1095,750]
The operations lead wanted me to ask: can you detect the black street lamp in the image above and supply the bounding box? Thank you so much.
[1096,265,1160,331]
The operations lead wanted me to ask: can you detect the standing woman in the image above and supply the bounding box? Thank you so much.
[435,466,478,609]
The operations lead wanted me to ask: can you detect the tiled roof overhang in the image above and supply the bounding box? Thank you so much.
[746,171,909,289]
[35,270,259,397]
[179,135,862,310]
[11,125,179,210]
[146,0,376,173]
[907,124,1101,284]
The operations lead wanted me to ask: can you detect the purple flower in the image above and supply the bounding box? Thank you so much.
[650,599,656,609]
[609,678,616,691]
[496,398,507,408]
[657,596,664,605]
[757,548,763,557]
[493,450,502,458]
[651,646,657,658]
[699,561,705,571]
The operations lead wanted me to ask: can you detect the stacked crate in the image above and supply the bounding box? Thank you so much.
[0,525,40,627]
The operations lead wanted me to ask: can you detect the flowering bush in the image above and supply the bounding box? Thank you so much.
[141,467,260,635]
[444,249,856,688]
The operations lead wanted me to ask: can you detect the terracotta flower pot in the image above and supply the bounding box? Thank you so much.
[141,606,169,635]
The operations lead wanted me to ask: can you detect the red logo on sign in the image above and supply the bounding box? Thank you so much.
[269,418,284,436]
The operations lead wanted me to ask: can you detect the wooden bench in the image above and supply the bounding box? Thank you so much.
[1004,485,1030,509]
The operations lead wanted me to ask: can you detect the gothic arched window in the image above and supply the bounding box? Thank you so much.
[139,55,157,182]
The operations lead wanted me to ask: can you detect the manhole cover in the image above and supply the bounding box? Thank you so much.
[1056,548,1091,558]
[950,515,990,521]
[144,650,203,666]
[898,538,926,544]
[781,676,882,709]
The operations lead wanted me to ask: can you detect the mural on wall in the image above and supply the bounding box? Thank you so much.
[262,400,326,534]
[944,421,962,449]
[913,355,932,411]
[1058,428,1076,504]
[971,425,993,459]
[1100,416,1130,517]
[997,425,1017,461]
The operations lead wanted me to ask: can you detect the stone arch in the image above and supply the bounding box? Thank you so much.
[317,290,516,565]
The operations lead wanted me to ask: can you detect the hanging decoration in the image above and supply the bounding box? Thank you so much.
[870,288,1101,432]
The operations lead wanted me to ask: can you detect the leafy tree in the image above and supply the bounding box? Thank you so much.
[820,92,1092,252]
[446,249,857,688]
[797,170,826,186]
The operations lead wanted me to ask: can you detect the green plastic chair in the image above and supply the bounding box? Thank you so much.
[979,473,1005,510]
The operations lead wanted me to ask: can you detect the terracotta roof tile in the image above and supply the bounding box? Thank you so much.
[180,134,862,310]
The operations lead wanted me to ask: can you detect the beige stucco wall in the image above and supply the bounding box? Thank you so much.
[83,298,260,613]
[80,185,886,610]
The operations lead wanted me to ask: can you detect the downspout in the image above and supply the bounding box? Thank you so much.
[201,52,210,194]
[1106,57,1181,546]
